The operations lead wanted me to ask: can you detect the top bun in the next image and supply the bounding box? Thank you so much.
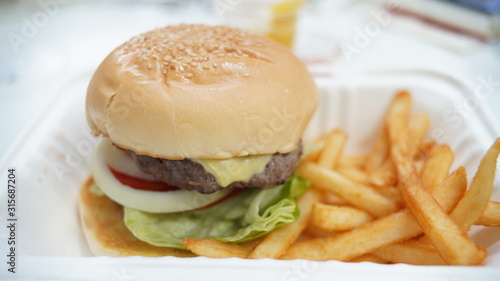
[86,24,317,159]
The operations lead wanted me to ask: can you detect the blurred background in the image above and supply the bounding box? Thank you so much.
[1,0,499,156]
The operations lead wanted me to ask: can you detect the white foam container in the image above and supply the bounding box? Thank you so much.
[0,69,499,280]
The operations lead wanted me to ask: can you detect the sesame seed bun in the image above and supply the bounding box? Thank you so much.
[85,24,317,159]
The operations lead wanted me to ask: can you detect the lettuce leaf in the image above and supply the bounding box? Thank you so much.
[123,175,309,249]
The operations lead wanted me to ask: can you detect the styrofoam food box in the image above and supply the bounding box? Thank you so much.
[0,69,499,280]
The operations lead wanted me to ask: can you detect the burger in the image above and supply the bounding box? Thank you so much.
[80,24,318,256]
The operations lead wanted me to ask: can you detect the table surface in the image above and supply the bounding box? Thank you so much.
[1,0,499,159]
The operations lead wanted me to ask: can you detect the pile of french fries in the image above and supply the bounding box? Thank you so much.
[183,91,500,266]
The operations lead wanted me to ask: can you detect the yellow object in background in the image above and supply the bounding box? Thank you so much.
[266,0,304,48]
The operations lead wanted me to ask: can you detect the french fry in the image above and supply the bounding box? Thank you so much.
[367,159,397,187]
[476,201,500,226]
[311,203,373,231]
[338,154,368,169]
[433,167,468,212]
[248,189,320,259]
[365,126,389,172]
[281,168,467,261]
[336,165,369,185]
[387,93,485,265]
[303,220,335,238]
[408,113,430,142]
[282,211,416,261]
[412,140,436,174]
[420,145,454,192]
[304,221,335,238]
[321,190,349,206]
[385,91,413,157]
[407,113,430,159]
[401,238,435,250]
[373,243,446,265]
[348,254,388,264]
[239,237,266,249]
[296,163,399,217]
[450,139,500,231]
[318,130,347,169]
[183,238,253,258]
[376,186,403,208]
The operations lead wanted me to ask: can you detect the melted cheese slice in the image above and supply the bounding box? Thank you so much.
[191,154,272,187]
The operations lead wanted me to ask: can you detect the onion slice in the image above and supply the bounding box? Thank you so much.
[92,138,232,213]
[105,143,160,181]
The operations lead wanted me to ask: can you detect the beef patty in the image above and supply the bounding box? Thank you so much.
[132,143,302,194]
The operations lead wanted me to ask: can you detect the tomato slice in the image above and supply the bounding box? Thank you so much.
[109,167,179,192]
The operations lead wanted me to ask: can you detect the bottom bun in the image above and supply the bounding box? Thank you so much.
[78,177,195,257]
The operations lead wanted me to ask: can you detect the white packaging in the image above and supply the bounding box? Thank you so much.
[0,69,499,280]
